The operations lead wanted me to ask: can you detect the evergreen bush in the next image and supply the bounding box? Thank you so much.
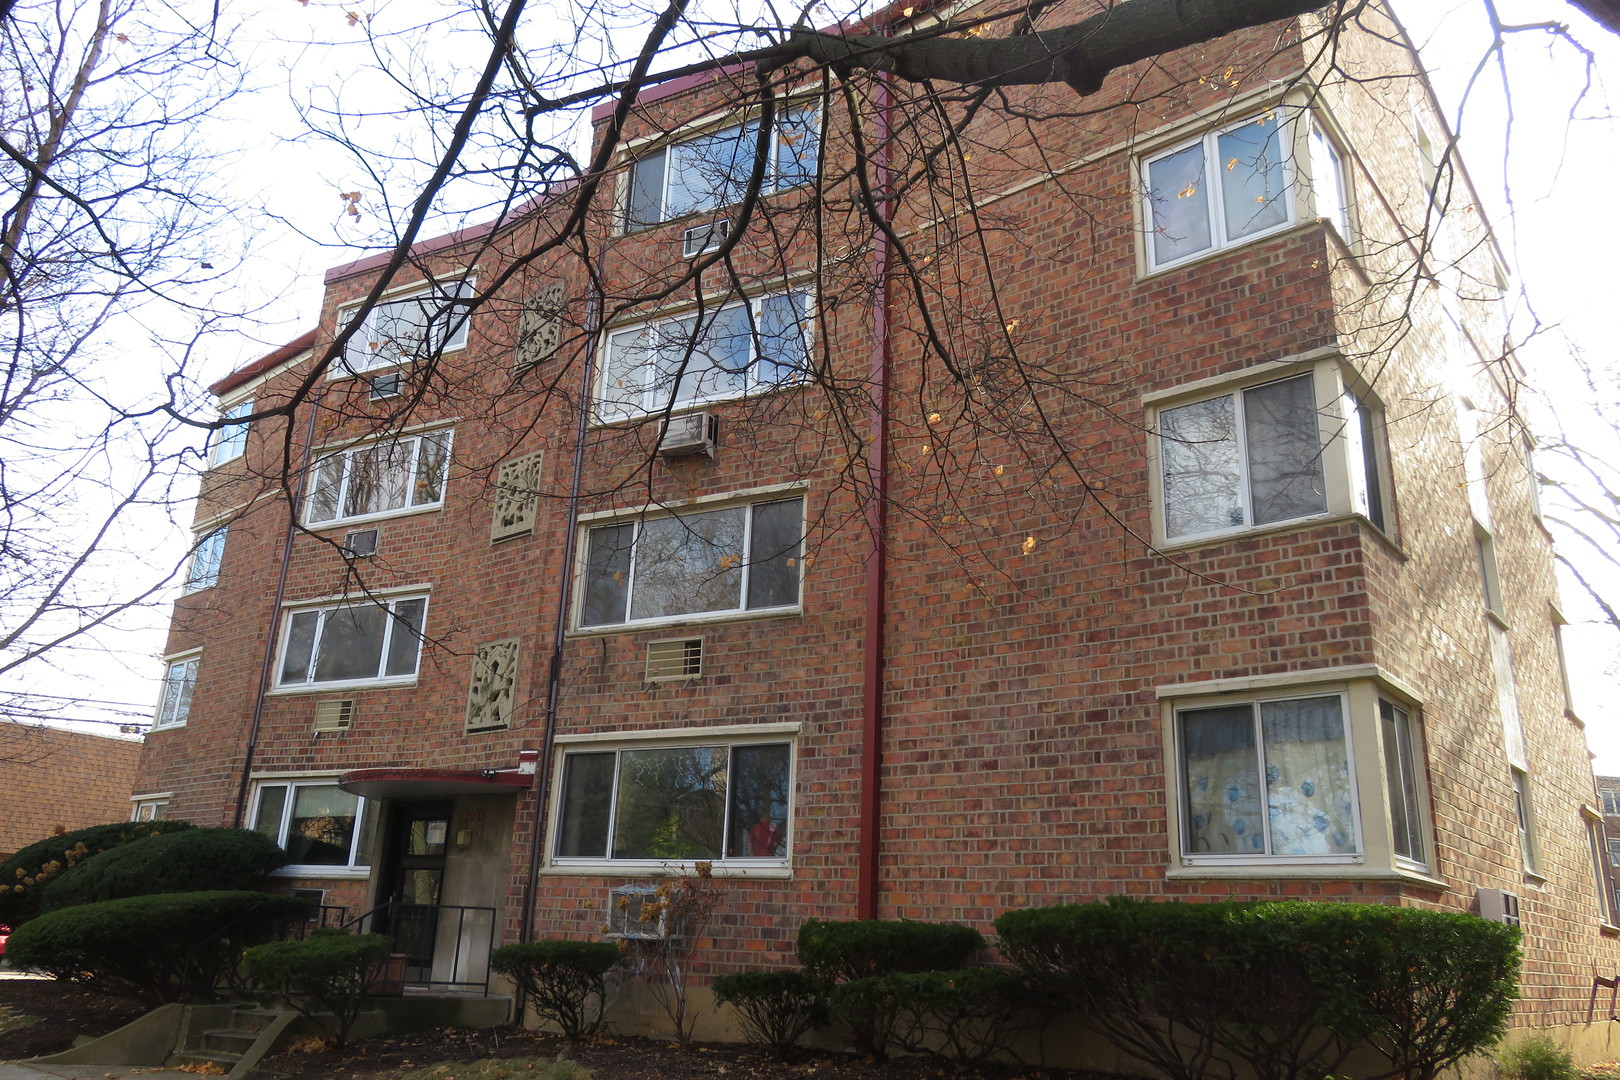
[0,820,192,924]
[490,940,624,1040]
[41,827,286,911]
[711,970,827,1055]
[1499,1035,1579,1080]
[796,918,983,982]
[6,890,312,1003]
[244,930,395,1046]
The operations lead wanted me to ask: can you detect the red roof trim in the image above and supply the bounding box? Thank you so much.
[209,329,318,398]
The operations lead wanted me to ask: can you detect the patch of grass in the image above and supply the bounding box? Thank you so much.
[391,1056,592,1080]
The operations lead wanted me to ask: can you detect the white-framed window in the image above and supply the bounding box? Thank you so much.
[624,105,819,230]
[1512,767,1541,876]
[251,780,375,872]
[1606,837,1620,866]
[1164,671,1431,875]
[552,731,793,867]
[306,430,451,528]
[338,279,473,375]
[1603,792,1620,818]
[183,527,227,593]
[130,796,170,821]
[1588,814,1618,925]
[210,400,253,464]
[275,594,428,690]
[597,290,812,422]
[1476,526,1505,620]
[1151,360,1392,544]
[1380,699,1426,867]
[580,495,803,629]
[1140,108,1354,272]
[154,654,200,729]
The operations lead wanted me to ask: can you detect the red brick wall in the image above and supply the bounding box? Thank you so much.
[0,723,142,858]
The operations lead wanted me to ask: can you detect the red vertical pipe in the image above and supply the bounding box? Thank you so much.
[857,69,893,921]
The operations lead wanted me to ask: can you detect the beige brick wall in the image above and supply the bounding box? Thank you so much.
[0,723,142,859]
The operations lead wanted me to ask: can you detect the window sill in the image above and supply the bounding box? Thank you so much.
[270,866,372,880]
[1157,510,1336,552]
[591,381,806,431]
[267,677,417,696]
[570,605,801,638]
[307,501,444,532]
[1167,862,1447,888]
[329,342,466,382]
[149,722,187,733]
[1601,922,1620,937]
[544,861,792,880]
[1138,218,1317,283]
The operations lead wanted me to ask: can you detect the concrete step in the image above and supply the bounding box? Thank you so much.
[165,1049,243,1071]
[228,1007,283,1034]
[200,1028,261,1055]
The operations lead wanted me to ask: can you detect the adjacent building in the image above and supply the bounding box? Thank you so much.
[131,0,1619,1049]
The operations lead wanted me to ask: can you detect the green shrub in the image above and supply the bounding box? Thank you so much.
[826,974,906,1060]
[41,828,286,911]
[490,940,623,1040]
[711,970,827,1056]
[0,820,192,924]
[995,899,1520,1080]
[6,890,312,1004]
[796,919,984,982]
[881,968,1034,1065]
[244,931,394,1046]
[1500,1035,1579,1080]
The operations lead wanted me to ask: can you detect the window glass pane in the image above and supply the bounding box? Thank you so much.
[312,605,387,682]
[353,799,376,867]
[412,433,449,507]
[1181,704,1260,854]
[1261,696,1356,855]
[611,746,727,860]
[252,786,287,841]
[757,292,810,386]
[1146,142,1211,265]
[344,442,411,518]
[384,599,427,677]
[1161,394,1242,537]
[627,149,666,228]
[212,401,251,463]
[669,306,749,405]
[286,785,359,866]
[1607,839,1620,867]
[280,611,319,683]
[666,121,757,219]
[1309,122,1348,232]
[556,752,616,857]
[1218,114,1289,240]
[775,106,819,190]
[602,326,652,418]
[583,524,633,626]
[747,499,803,610]
[726,744,790,857]
[309,456,343,523]
[186,528,226,592]
[1243,375,1327,525]
[628,508,745,621]
[1381,700,1424,862]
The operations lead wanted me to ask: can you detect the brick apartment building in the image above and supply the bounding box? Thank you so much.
[132,0,1620,1048]
[0,722,142,860]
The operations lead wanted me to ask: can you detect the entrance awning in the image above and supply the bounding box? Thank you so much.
[338,767,534,799]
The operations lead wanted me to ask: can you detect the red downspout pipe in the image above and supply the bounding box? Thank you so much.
[857,69,894,921]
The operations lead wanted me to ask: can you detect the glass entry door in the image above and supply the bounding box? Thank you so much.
[376,801,452,979]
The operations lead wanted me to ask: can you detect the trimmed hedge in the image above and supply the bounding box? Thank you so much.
[490,940,623,1040]
[6,890,313,1003]
[711,970,827,1056]
[42,828,286,912]
[796,919,983,982]
[244,931,395,1046]
[995,899,1520,1080]
[0,820,192,924]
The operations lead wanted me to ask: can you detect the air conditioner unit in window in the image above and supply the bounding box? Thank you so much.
[343,528,379,557]
[657,412,716,458]
[607,884,668,939]
[313,699,355,733]
[369,372,403,399]
[681,220,729,259]
[1477,888,1522,928]
[646,638,702,681]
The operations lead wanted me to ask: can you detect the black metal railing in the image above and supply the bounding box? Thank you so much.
[342,902,496,995]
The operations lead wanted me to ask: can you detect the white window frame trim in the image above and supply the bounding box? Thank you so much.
[1159,666,1441,883]
[572,489,807,633]
[546,721,800,878]
[249,775,374,879]
[594,286,816,424]
[269,588,431,694]
[304,426,454,530]
[333,276,475,378]
[129,793,173,822]
[210,398,253,465]
[153,650,202,730]
[1144,351,1394,547]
